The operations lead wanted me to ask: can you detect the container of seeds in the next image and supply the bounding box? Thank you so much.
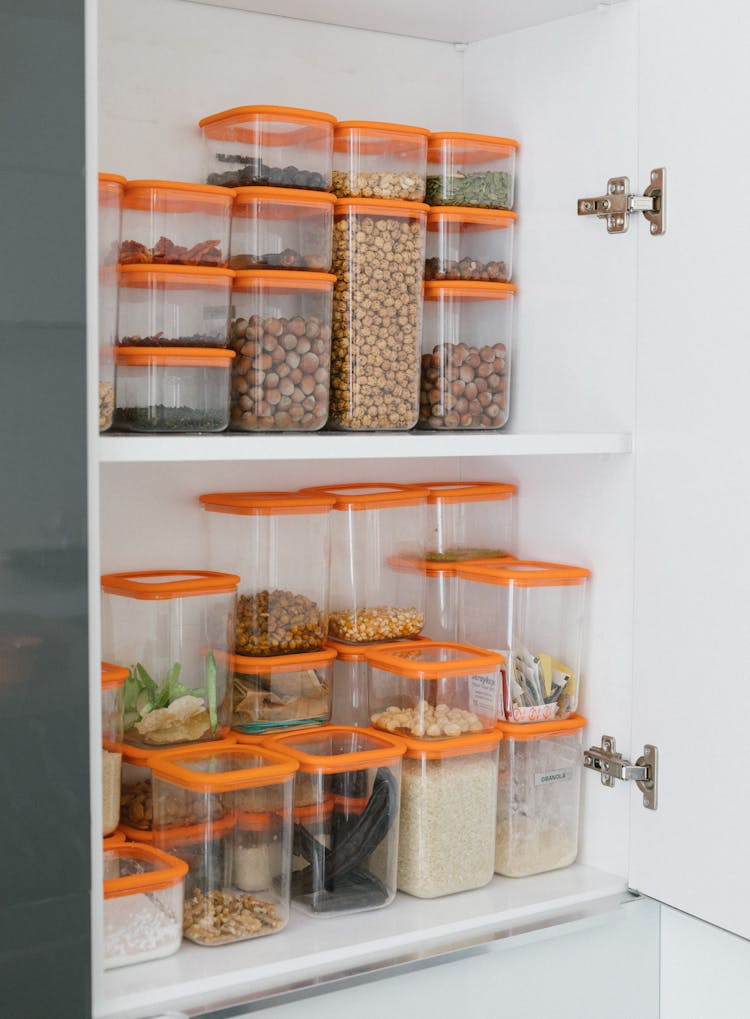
[425,208,517,282]
[98,173,125,431]
[102,662,128,836]
[229,187,335,271]
[426,132,519,210]
[416,481,517,562]
[332,121,429,202]
[229,647,336,735]
[327,636,431,727]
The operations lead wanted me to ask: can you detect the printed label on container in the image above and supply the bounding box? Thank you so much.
[534,768,574,787]
[468,672,498,718]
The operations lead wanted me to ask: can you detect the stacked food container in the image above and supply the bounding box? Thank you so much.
[98,173,126,432]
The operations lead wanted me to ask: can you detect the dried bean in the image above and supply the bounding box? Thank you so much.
[235,589,327,656]
[418,341,509,430]
[424,256,509,283]
[332,170,424,202]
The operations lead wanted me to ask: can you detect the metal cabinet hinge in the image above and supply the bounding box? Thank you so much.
[584,736,658,810]
[577,167,666,234]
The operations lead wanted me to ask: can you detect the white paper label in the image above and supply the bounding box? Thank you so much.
[468,672,499,716]
[534,768,574,787]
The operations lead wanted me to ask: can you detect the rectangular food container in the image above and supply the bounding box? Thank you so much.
[230,187,335,271]
[495,715,586,877]
[98,172,125,267]
[327,636,430,727]
[420,281,516,430]
[200,105,336,191]
[396,730,501,898]
[229,271,335,431]
[102,662,128,836]
[332,121,429,202]
[457,561,590,722]
[418,481,516,562]
[426,132,519,210]
[230,647,336,735]
[425,208,517,283]
[98,173,125,431]
[329,199,428,430]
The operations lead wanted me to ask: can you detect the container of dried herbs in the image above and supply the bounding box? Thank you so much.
[426,132,519,211]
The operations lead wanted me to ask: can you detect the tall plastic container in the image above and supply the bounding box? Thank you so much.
[98,173,126,431]
[332,121,429,201]
[425,207,517,282]
[426,133,519,210]
[102,662,128,836]
[229,646,336,735]
[229,187,335,270]
[418,481,517,562]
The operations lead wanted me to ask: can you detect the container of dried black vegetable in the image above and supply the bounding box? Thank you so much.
[426,133,519,211]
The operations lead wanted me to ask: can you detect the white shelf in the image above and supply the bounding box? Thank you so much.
[98,865,629,1019]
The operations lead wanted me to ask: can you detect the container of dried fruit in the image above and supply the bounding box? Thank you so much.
[425,207,517,282]
[495,715,585,877]
[326,636,430,727]
[332,121,429,202]
[98,173,125,431]
[199,105,336,191]
[229,647,336,735]
[417,481,517,562]
[396,729,501,898]
[457,561,590,723]
[101,570,239,747]
[230,187,335,271]
[199,491,335,656]
[329,198,428,430]
[113,347,235,432]
[261,726,405,916]
[102,662,128,836]
[151,744,297,944]
[103,843,188,969]
[298,483,428,644]
[228,271,335,432]
[426,132,519,210]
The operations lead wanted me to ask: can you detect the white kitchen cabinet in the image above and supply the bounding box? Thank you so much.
[89,0,750,1016]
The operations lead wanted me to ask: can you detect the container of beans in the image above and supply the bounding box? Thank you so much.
[199,491,335,656]
[330,199,428,430]
[98,173,125,431]
[418,481,517,562]
[457,561,590,723]
[332,121,429,202]
[425,207,517,282]
[495,715,585,878]
[200,105,336,191]
[262,726,405,916]
[298,483,427,644]
[228,270,335,432]
[230,647,336,735]
[230,187,335,271]
[426,133,519,210]
[151,744,297,944]
[102,662,128,836]
[101,570,239,747]
[396,730,501,898]
[327,636,431,727]
[419,281,516,430]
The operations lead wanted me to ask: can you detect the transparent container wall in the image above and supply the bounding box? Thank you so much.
[230,192,333,271]
[419,291,513,430]
[332,127,427,201]
[120,187,232,267]
[426,139,517,210]
[117,274,231,347]
[496,730,583,877]
[102,748,121,836]
[330,658,370,726]
[102,685,124,744]
[426,497,514,561]
[120,759,153,831]
[114,358,232,433]
[99,177,123,267]
[397,746,499,897]
[423,572,459,642]
[231,660,333,733]
[99,274,117,431]
[101,588,235,746]
[425,214,515,283]
[103,853,184,969]
[329,208,426,431]
[228,282,332,432]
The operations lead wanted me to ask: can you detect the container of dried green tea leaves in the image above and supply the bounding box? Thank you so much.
[426,133,519,211]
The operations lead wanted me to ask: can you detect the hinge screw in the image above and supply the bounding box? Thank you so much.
[644,798,651,806]
[650,223,658,234]
[651,170,658,181]
[602,199,611,211]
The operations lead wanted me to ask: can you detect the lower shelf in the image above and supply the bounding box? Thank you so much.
[97,865,629,1019]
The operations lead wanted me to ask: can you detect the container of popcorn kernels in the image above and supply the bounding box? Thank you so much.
[332,121,429,202]
[426,132,519,210]
[230,646,336,735]
[417,480,517,562]
[425,207,517,282]
[230,187,335,271]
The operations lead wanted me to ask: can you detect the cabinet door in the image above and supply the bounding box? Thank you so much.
[629,0,750,939]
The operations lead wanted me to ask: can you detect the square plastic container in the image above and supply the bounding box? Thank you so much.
[98,174,125,431]
[99,172,125,267]
[326,636,429,727]
[230,187,335,271]
[457,561,590,722]
[262,726,405,916]
[425,208,517,283]
[200,105,336,191]
[332,121,429,202]
[366,641,503,738]
[101,570,239,747]
[228,271,335,432]
[230,647,335,735]
[114,347,235,433]
[418,481,517,562]
[120,180,233,268]
[419,281,516,430]
[102,662,127,836]
[396,731,501,898]
[329,199,428,430]
[426,133,519,210]
[103,843,187,969]
[151,745,297,944]
[495,715,585,877]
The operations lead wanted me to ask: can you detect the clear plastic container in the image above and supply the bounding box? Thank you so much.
[102,662,128,836]
[332,121,429,202]
[114,347,235,433]
[262,726,405,916]
[103,843,187,969]
[228,271,335,432]
[99,172,125,267]
[457,561,590,723]
[419,481,517,561]
[495,715,585,877]
[419,281,516,430]
[117,264,233,347]
[199,491,335,656]
[366,641,503,738]
[298,484,427,643]
[397,731,501,898]
[329,199,428,430]
[425,208,517,283]
[200,105,336,191]
[151,745,296,944]
[426,132,519,210]
[230,647,336,735]
[120,180,233,267]
[98,174,125,431]
[327,636,431,727]
[230,187,335,271]
[100,570,239,747]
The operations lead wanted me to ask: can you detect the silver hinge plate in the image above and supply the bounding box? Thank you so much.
[577,167,666,235]
[584,736,658,810]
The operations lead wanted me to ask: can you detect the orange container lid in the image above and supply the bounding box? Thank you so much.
[427,207,518,229]
[117,264,234,289]
[291,795,335,823]
[456,560,591,588]
[418,481,517,505]
[101,661,129,690]
[496,713,587,741]
[236,809,273,832]
[423,280,517,301]
[150,745,297,793]
[227,646,337,674]
[114,736,238,767]
[114,347,236,368]
[334,197,429,219]
[335,120,430,137]
[123,180,233,213]
[428,132,520,160]
[332,793,370,815]
[103,830,127,848]
[298,482,429,511]
[233,185,336,210]
[334,121,430,156]
[101,569,240,600]
[199,490,336,516]
[117,822,153,844]
[199,105,337,129]
[232,269,336,293]
[391,554,514,578]
[103,843,188,899]
[99,172,126,187]
[399,728,502,761]
[154,814,237,848]
[365,640,503,678]
[263,725,406,774]
[326,635,430,663]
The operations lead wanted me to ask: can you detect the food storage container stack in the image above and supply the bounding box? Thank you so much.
[101,570,239,747]
[327,636,430,727]
[495,715,586,877]
[229,647,336,735]
[418,480,517,562]
[151,744,297,944]
[425,208,517,283]
[457,561,590,722]
[102,662,128,836]
[262,726,405,915]
[426,133,519,210]
[332,122,429,201]
[229,188,335,270]
[98,173,126,432]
